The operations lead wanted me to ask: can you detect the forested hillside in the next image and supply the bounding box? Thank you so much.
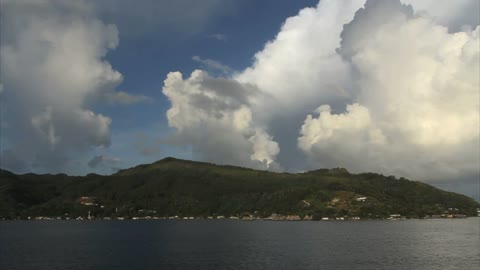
[1,158,478,220]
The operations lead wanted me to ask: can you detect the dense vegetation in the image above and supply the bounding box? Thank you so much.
[1,157,478,220]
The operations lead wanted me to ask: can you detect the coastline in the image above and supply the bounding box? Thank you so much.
[2,215,477,222]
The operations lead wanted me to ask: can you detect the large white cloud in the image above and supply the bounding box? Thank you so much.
[229,0,368,170]
[298,0,479,181]
[162,70,280,170]
[161,0,479,186]
[236,0,365,118]
[0,0,143,173]
[236,0,479,119]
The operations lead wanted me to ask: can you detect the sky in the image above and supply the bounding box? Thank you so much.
[0,0,479,200]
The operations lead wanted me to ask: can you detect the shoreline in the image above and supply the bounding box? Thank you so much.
[1,216,477,222]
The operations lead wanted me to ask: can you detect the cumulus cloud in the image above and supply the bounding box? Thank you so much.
[236,0,364,115]
[0,0,139,173]
[298,104,385,153]
[298,0,479,181]
[228,0,368,170]
[162,0,478,188]
[162,70,280,170]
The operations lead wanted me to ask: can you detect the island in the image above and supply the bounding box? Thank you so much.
[1,157,479,221]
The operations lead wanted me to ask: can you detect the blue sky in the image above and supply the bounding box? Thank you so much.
[1,0,479,200]
[94,0,319,172]
[101,0,318,129]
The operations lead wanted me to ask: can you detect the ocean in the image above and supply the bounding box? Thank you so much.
[1,218,479,270]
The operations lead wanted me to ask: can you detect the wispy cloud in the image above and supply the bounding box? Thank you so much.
[192,56,232,74]
[92,90,153,105]
[87,155,122,172]
[208,33,227,41]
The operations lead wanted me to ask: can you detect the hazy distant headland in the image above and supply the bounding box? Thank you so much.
[1,157,479,221]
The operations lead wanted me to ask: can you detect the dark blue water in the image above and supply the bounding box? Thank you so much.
[1,219,479,270]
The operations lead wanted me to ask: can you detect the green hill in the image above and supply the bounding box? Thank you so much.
[0,158,478,220]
